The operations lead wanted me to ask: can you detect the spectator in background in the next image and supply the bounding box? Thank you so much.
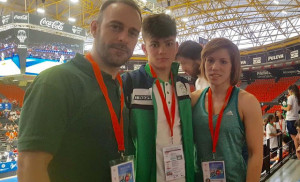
[176,40,209,91]
[191,38,263,181]
[266,115,281,158]
[282,84,300,159]
[275,110,286,134]
[17,1,142,182]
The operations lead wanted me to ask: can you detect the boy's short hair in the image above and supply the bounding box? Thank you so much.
[142,13,177,39]
[176,40,202,60]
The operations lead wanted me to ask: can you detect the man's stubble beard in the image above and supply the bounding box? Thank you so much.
[99,43,132,68]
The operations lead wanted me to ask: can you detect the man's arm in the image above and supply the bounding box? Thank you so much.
[17,151,53,182]
[239,91,263,182]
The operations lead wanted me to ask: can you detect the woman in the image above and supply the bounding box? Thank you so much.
[281,84,300,157]
[274,110,286,134]
[266,115,281,158]
[191,38,263,182]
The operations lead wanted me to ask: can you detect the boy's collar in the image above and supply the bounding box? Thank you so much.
[144,62,179,82]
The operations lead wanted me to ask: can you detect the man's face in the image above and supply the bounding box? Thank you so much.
[177,56,200,78]
[91,3,141,67]
[142,36,178,72]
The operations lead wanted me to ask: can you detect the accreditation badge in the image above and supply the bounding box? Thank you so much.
[163,145,185,181]
[110,155,135,182]
[202,160,226,182]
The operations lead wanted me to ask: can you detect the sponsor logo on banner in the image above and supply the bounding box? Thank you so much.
[40,18,64,30]
[133,64,141,70]
[0,161,17,174]
[253,57,261,64]
[2,15,10,25]
[17,30,27,43]
[257,70,272,78]
[291,50,299,59]
[72,26,83,35]
[14,15,28,20]
[268,54,284,62]
[283,70,300,75]
[241,60,247,65]
[120,65,126,70]
[18,44,27,49]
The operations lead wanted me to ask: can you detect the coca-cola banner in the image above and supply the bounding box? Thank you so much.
[0,12,86,36]
[29,14,86,36]
[12,12,29,24]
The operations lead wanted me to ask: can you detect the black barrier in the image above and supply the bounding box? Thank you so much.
[260,133,295,182]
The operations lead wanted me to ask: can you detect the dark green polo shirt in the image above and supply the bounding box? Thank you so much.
[18,54,132,182]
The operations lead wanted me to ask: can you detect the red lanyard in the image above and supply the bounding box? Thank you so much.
[279,120,282,131]
[208,86,234,154]
[149,65,176,137]
[85,53,125,152]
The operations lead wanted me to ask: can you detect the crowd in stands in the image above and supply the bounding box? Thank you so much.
[0,42,17,60]
[0,96,20,154]
[27,42,82,61]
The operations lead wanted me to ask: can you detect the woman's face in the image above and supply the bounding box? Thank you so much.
[204,48,232,86]
[270,117,275,123]
[276,111,282,117]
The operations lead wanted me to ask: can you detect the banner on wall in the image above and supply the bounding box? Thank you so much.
[0,161,17,174]
[267,49,285,62]
[1,12,86,36]
[28,14,86,36]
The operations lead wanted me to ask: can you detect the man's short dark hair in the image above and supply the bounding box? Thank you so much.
[97,0,142,23]
[142,13,177,39]
[176,40,202,60]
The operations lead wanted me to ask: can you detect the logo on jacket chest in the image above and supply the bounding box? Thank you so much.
[132,88,153,106]
[134,95,151,100]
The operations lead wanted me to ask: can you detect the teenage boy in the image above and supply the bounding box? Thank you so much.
[122,14,194,182]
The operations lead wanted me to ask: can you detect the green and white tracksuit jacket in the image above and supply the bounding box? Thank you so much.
[122,63,195,182]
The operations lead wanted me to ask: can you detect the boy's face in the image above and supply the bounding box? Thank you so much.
[142,36,178,72]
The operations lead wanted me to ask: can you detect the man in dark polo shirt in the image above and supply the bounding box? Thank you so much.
[17,1,142,182]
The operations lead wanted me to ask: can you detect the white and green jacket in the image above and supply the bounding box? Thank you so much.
[122,63,195,182]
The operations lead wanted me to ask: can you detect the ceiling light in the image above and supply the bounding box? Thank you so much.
[0,0,7,2]
[70,0,79,3]
[141,0,147,2]
[37,8,45,14]
[182,18,188,22]
[165,9,171,14]
[281,10,287,14]
[273,0,279,4]
[68,17,76,22]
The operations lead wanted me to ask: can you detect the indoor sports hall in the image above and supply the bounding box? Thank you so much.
[0,0,299,181]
